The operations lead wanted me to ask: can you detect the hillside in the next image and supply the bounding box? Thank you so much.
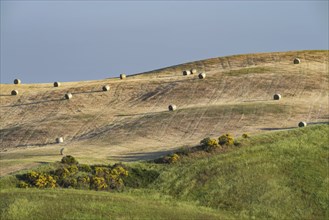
[1,124,328,219]
[0,50,328,175]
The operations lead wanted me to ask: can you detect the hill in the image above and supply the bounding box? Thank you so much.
[1,124,328,219]
[0,50,328,176]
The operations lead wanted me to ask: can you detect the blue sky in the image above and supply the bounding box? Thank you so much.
[1,1,328,84]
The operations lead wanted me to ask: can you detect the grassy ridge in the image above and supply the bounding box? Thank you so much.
[0,188,228,220]
[152,124,329,219]
[1,125,328,219]
[223,67,273,76]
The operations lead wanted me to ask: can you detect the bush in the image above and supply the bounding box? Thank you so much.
[91,176,108,190]
[123,168,160,188]
[242,133,249,138]
[25,171,56,188]
[54,167,70,179]
[105,165,129,190]
[62,177,78,188]
[94,167,109,177]
[156,153,181,164]
[200,137,220,151]
[78,164,92,172]
[218,133,234,146]
[168,154,180,163]
[176,146,192,156]
[61,155,78,165]
[13,159,164,192]
[67,165,79,174]
[76,174,91,189]
[17,181,29,188]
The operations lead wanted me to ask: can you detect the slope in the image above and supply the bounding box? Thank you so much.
[0,124,328,219]
[152,124,329,219]
[0,50,328,175]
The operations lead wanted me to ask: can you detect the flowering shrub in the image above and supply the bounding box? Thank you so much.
[25,171,56,188]
[218,134,234,146]
[77,174,91,189]
[62,177,78,188]
[91,176,108,190]
[67,165,79,174]
[168,154,180,163]
[54,167,70,179]
[157,153,181,164]
[200,137,220,151]
[15,156,160,192]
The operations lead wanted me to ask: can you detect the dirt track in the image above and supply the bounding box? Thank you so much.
[0,50,328,175]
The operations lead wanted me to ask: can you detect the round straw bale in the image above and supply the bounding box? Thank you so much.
[56,137,64,143]
[60,148,65,155]
[14,79,21,84]
[190,69,197,74]
[54,82,61,87]
[102,85,110,91]
[120,74,126,79]
[11,90,18,96]
[273,94,281,100]
[293,58,301,64]
[168,104,177,111]
[298,121,307,127]
[64,93,72,100]
[198,73,206,79]
[183,70,191,76]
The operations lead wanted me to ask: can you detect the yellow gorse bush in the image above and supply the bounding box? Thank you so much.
[91,176,108,190]
[218,133,234,146]
[27,171,56,189]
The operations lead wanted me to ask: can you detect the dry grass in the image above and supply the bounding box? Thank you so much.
[0,50,328,175]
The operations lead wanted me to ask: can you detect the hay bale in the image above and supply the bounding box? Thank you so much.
[190,69,197,74]
[64,93,72,100]
[56,137,64,143]
[120,74,126,79]
[273,94,281,100]
[298,121,307,127]
[11,90,18,96]
[102,85,110,91]
[198,73,206,79]
[168,104,177,111]
[294,58,301,64]
[54,82,61,87]
[14,79,21,84]
[60,148,65,155]
[183,70,191,76]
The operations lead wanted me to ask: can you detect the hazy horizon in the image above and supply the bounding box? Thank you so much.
[1,1,328,84]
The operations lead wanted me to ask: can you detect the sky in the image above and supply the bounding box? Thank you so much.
[1,0,328,84]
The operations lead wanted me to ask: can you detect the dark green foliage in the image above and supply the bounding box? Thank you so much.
[176,146,192,156]
[61,155,78,165]
[78,164,92,172]
[242,133,249,139]
[123,168,160,188]
[62,177,78,188]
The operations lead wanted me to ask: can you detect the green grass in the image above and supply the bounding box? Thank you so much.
[0,188,228,220]
[120,102,293,124]
[1,124,328,219]
[223,67,272,76]
[152,124,329,219]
